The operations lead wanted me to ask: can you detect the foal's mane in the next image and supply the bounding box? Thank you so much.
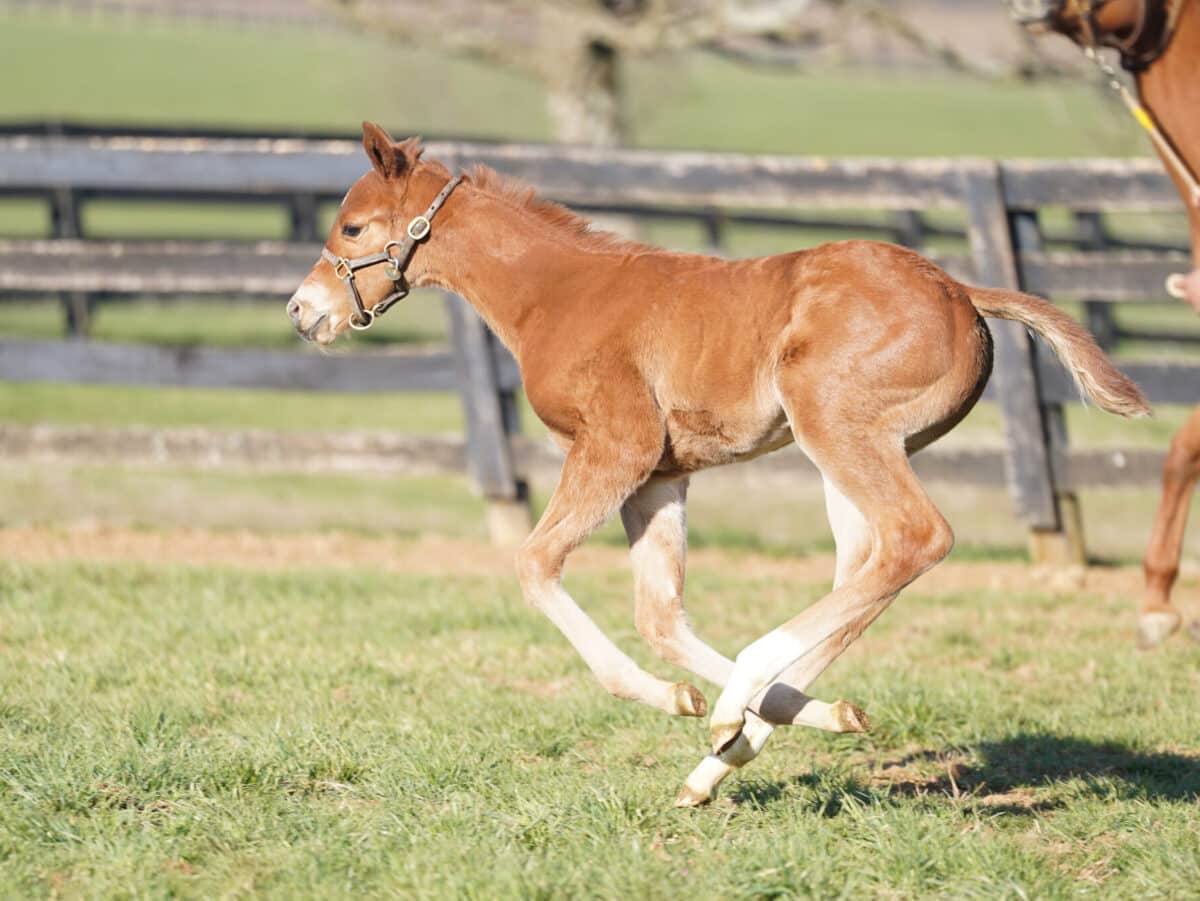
[465,164,646,255]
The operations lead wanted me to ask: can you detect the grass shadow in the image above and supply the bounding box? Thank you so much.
[728,733,1199,814]
[880,733,1200,808]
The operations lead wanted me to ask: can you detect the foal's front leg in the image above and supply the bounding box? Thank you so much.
[515,437,706,717]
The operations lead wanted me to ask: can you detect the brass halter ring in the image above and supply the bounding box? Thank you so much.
[316,174,464,332]
[348,306,375,331]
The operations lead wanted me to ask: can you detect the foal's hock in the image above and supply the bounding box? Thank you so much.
[287,122,1149,806]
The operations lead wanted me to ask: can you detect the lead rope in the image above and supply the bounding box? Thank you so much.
[1076,4,1199,299]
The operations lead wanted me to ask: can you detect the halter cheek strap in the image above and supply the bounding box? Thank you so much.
[321,174,463,330]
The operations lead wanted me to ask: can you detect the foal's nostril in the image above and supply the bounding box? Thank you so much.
[286,299,301,321]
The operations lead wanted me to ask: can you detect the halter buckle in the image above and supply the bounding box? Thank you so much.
[333,257,353,280]
[407,216,431,241]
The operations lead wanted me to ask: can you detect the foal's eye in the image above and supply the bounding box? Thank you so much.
[341,224,363,238]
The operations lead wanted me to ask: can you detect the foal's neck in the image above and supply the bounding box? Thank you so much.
[413,175,627,355]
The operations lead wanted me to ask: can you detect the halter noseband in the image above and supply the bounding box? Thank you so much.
[321,174,463,330]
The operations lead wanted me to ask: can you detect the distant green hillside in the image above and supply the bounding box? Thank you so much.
[0,10,1150,158]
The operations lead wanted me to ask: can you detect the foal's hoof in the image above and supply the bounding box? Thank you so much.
[1137,610,1182,650]
[674,784,713,808]
[673,682,707,718]
[832,700,871,734]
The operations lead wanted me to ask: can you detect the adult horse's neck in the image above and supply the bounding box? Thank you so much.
[1136,0,1200,259]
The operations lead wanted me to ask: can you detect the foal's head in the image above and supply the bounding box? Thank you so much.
[287,122,452,344]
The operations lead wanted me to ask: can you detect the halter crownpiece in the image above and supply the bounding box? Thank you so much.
[321,174,464,330]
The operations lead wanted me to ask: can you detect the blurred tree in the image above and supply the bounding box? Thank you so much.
[325,0,987,147]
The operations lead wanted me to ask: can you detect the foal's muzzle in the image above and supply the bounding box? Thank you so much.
[1007,0,1061,25]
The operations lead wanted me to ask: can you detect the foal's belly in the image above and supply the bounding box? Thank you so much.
[656,407,793,475]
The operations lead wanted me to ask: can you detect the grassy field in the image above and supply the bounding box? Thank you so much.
[2,12,1199,896]
[1,555,1198,898]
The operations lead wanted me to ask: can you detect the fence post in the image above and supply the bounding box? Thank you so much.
[443,291,533,546]
[1012,210,1087,566]
[961,163,1084,565]
[50,187,94,337]
[892,209,926,250]
[702,210,727,256]
[1074,211,1119,351]
[288,193,320,242]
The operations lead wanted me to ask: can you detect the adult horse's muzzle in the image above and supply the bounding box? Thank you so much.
[1007,0,1062,26]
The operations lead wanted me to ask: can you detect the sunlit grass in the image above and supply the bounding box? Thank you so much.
[0,557,1196,897]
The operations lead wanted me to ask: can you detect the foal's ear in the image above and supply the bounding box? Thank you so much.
[361,121,423,181]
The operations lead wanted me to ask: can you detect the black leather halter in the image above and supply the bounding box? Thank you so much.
[1068,0,1181,72]
[321,175,463,330]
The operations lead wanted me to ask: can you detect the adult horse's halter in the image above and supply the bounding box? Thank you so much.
[1070,0,1184,71]
[321,175,463,330]
[1012,0,1198,297]
[1008,0,1183,71]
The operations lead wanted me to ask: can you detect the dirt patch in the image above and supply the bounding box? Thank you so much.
[0,523,1157,599]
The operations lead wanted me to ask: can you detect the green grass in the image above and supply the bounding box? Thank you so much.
[1,459,1194,566]
[1,558,1197,897]
[627,55,1148,158]
[0,382,467,433]
[0,11,549,139]
[0,465,491,540]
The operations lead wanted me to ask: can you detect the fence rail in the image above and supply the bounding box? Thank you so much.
[0,123,1195,556]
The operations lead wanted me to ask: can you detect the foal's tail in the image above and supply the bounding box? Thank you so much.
[966,286,1151,419]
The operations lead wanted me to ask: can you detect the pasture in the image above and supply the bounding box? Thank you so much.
[2,547,1199,897]
[2,6,1200,898]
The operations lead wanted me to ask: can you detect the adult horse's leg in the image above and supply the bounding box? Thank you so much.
[1139,404,1200,648]
[675,478,876,806]
[703,439,953,759]
[516,434,707,717]
[621,475,868,734]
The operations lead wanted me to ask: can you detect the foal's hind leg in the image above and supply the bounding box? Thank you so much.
[1139,405,1200,648]
[704,440,953,756]
[622,475,872,732]
[516,435,706,717]
[621,476,731,686]
[675,479,875,806]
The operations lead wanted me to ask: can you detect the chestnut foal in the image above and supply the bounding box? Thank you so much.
[288,123,1149,805]
[1012,0,1200,647]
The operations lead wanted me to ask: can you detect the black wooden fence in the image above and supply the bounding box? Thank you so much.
[0,124,1195,558]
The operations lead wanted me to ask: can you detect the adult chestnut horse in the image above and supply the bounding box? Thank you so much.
[288,123,1148,805]
[1012,0,1200,648]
